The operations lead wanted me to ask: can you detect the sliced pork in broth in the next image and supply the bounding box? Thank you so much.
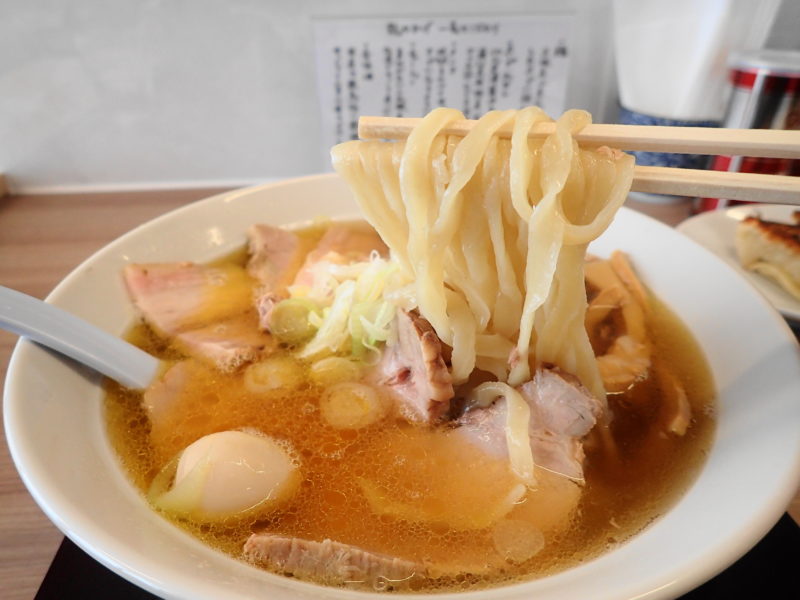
[244,534,422,588]
[124,262,273,369]
[457,367,601,482]
[365,309,454,424]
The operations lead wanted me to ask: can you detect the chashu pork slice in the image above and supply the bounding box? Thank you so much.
[457,367,602,481]
[290,223,388,298]
[246,224,306,293]
[294,222,388,281]
[247,222,388,330]
[367,310,454,425]
[735,215,800,300]
[244,533,423,588]
[124,262,273,370]
[246,225,308,331]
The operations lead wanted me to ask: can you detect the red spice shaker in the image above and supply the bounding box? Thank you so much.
[694,49,800,213]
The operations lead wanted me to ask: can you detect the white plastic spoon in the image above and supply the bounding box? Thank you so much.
[0,285,160,389]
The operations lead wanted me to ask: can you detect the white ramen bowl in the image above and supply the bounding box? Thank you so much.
[5,174,800,600]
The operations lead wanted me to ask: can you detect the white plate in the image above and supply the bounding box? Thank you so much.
[5,175,800,600]
[677,204,800,321]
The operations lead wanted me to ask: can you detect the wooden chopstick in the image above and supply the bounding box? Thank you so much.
[359,116,800,159]
[632,167,800,205]
[358,116,800,204]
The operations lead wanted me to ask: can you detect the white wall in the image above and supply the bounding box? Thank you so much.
[1,0,619,193]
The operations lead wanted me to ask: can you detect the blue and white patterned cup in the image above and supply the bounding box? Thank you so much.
[618,106,720,203]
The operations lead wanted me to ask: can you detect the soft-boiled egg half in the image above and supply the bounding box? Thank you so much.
[149,429,301,520]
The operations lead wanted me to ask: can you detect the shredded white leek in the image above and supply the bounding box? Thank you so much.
[298,280,356,358]
[295,254,404,360]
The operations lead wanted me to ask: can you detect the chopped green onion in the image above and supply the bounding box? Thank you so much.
[269,298,320,346]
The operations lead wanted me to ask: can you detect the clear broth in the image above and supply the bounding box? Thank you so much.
[105,237,715,593]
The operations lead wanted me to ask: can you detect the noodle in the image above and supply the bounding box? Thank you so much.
[331,108,634,397]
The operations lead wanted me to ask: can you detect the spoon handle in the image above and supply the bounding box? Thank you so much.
[0,285,160,389]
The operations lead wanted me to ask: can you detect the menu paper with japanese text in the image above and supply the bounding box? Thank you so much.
[313,15,573,160]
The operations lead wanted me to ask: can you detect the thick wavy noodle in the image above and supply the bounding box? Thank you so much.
[331,108,634,398]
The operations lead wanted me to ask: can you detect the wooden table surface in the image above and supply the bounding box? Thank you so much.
[0,189,797,599]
